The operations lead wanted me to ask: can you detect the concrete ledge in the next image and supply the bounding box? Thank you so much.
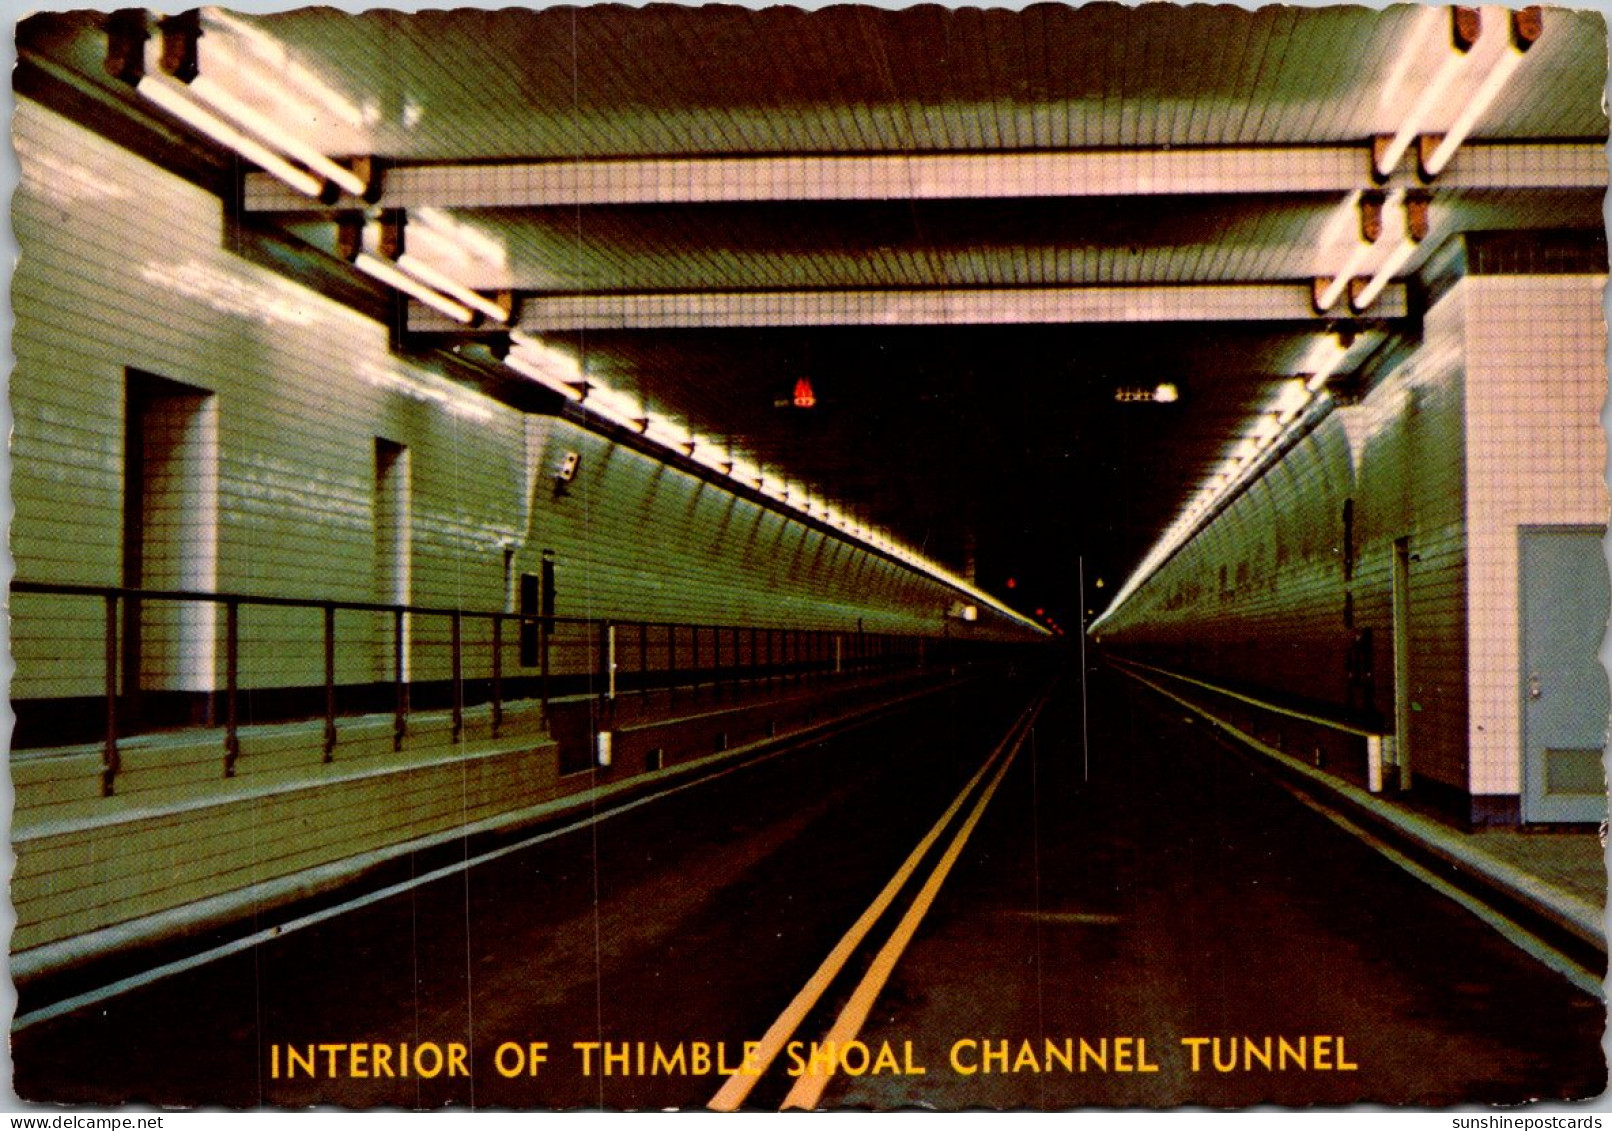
[1116,663,1606,971]
[13,669,974,987]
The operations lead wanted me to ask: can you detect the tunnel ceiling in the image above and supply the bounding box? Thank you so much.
[17,4,1608,627]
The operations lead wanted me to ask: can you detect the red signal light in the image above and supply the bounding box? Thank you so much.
[792,377,817,408]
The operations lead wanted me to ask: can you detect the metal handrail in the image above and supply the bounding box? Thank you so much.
[12,579,956,796]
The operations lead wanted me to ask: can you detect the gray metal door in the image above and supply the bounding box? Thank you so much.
[1520,526,1610,823]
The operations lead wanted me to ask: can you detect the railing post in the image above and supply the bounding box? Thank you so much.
[667,623,676,704]
[393,605,407,751]
[491,613,504,738]
[640,622,649,699]
[224,599,240,777]
[539,615,551,718]
[603,621,617,701]
[451,610,464,743]
[713,626,723,698]
[102,593,120,797]
[323,604,336,762]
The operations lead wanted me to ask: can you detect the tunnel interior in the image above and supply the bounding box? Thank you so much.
[6,2,1610,1111]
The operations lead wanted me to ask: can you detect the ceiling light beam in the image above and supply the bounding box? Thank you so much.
[1372,6,1483,179]
[1418,8,1543,179]
[240,142,1607,212]
[407,284,1411,334]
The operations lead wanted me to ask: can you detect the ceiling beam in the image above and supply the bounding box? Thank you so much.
[245,142,1605,213]
[407,283,1408,332]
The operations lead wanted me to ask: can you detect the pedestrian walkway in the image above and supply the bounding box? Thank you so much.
[1115,662,1606,977]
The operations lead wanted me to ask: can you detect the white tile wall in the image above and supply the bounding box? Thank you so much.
[1099,284,1471,792]
[1463,274,1609,796]
[11,98,1030,710]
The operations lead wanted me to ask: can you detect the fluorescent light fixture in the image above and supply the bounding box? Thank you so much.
[1374,23,1477,177]
[1315,190,1365,257]
[1316,242,1373,312]
[1153,383,1179,404]
[509,332,583,379]
[505,351,583,401]
[1274,378,1310,421]
[582,385,645,430]
[644,417,691,449]
[137,76,324,197]
[353,253,474,323]
[690,442,735,474]
[396,254,507,322]
[1421,46,1526,176]
[1316,189,1400,312]
[1302,332,1352,391]
[1350,236,1418,312]
[188,75,367,197]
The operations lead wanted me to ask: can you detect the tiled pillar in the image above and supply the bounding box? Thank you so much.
[1463,273,1608,817]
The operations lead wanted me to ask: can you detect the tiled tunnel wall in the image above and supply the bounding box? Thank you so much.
[1096,263,1608,818]
[10,98,1034,717]
[1462,273,1608,799]
[1095,287,1472,795]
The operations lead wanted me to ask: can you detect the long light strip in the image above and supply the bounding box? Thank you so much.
[1315,188,1402,313]
[396,254,508,323]
[1316,241,1374,312]
[188,74,367,197]
[1421,45,1526,176]
[1374,30,1476,177]
[502,351,1039,631]
[1302,334,1350,392]
[136,76,324,197]
[504,350,584,401]
[353,253,475,324]
[1350,236,1419,313]
[508,331,581,377]
[1095,331,1362,630]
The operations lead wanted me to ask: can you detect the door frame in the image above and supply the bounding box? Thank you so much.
[1517,523,1610,824]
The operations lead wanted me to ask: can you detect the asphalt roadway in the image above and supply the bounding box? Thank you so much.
[11,662,1605,1109]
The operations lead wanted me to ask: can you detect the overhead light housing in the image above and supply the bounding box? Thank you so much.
[396,254,509,323]
[1419,7,1542,178]
[135,75,325,197]
[352,252,474,324]
[1350,194,1428,313]
[1373,6,1482,178]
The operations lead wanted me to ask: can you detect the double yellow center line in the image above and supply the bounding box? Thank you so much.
[708,685,1053,1112]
